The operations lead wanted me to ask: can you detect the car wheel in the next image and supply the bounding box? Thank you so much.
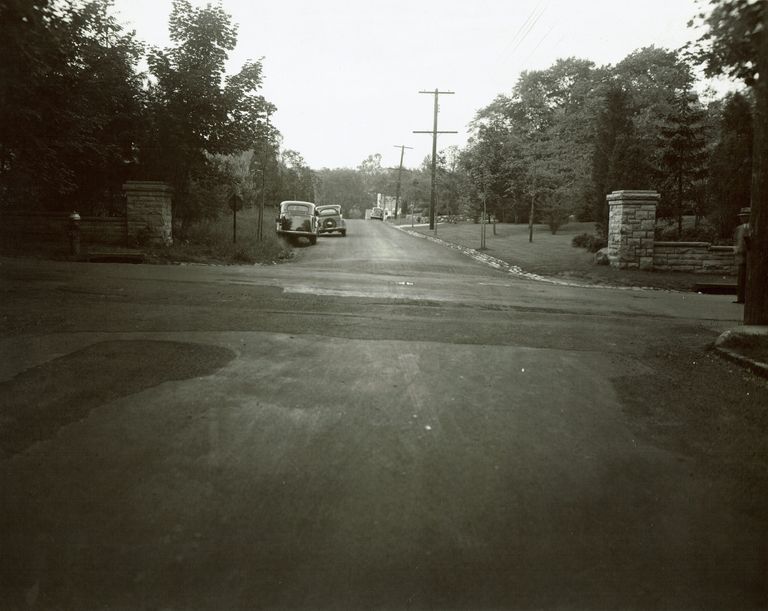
[309,235,317,245]
[340,230,346,237]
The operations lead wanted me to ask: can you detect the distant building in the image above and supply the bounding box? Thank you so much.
[377,194,397,218]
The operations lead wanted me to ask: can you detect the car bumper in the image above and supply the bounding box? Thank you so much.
[277,218,317,237]
[278,230,317,236]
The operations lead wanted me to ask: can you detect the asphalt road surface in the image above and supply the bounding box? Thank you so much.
[1,219,767,610]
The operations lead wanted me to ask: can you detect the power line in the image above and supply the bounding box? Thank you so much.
[523,23,556,65]
[498,1,543,59]
[508,6,546,58]
[498,1,548,64]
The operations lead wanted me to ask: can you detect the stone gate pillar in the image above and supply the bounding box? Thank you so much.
[606,190,659,270]
[123,181,173,246]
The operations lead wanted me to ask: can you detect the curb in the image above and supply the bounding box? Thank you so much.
[393,225,665,292]
[713,327,768,379]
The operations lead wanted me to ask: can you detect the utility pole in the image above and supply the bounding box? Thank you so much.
[480,167,488,250]
[393,144,412,220]
[258,111,271,242]
[529,174,536,243]
[414,89,457,231]
[480,190,488,250]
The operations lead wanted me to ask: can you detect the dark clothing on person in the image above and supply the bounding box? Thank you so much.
[737,261,747,304]
[735,221,751,304]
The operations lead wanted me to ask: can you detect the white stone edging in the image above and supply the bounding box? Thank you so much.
[393,225,664,292]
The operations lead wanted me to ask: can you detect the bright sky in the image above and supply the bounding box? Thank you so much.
[112,0,718,171]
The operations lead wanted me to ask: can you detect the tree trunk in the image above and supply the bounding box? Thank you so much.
[677,173,683,239]
[744,7,768,325]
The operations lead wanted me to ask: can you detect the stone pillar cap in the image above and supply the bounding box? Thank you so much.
[123,181,173,193]
[607,190,660,202]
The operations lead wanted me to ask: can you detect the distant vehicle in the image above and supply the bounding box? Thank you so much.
[276,200,319,244]
[316,204,346,237]
[370,207,384,221]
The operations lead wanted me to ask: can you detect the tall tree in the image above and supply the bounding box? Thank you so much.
[142,0,273,231]
[435,146,466,220]
[277,150,314,202]
[707,92,753,240]
[357,153,392,202]
[591,85,654,235]
[0,0,144,212]
[690,0,766,324]
[471,58,604,225]
[611,46,697,197]
[462,117,523,222]
[657,87,708,236]
[314,168,367,214]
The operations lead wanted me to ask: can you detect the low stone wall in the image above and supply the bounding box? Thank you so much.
[0,211,127,246]
[653,242,736,275]
[1,180,173,251]
[605,190,737,276]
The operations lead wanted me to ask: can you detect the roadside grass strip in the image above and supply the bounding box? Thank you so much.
[394,225,663,292]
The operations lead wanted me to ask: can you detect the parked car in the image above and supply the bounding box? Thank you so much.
[316,204,346,237]
[276,200,319,244]
[370,207,384,220]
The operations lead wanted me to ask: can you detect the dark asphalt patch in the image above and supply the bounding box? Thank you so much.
[0,340,234,458]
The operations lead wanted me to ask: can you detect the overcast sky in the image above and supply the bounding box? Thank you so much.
[112,0,725,171]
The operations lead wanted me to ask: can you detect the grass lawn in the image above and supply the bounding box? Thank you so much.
[0,209,292,265]
[403,220,733,292]
[145,208,291,265]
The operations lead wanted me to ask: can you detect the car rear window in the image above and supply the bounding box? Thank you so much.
[284,204,311,215]
[318,208,340,216]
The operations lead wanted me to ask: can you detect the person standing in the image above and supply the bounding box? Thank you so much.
[734,207,751,304]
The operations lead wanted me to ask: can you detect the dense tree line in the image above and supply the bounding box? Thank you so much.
[459,46,755,241]
[0,0,309,237]
[5,1,751,243]
[340,45,753,243]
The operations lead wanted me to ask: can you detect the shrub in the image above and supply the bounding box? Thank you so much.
[572,233,590,248]
[572,233,606,253]
[654,218,718,243]
[145,208,292,264]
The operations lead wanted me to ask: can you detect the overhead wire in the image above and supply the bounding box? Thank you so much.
[496,0,546,63]
[523,23,557,66]
[498,1,548,65]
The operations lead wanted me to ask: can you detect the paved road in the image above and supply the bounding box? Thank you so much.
[1,219,766,610]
